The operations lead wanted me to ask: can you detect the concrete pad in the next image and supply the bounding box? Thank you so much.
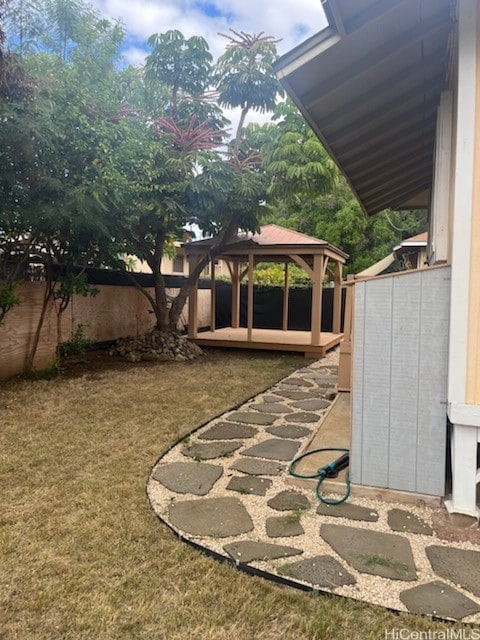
[388,508,433,535]
[320,524,417,581]
[266,425,312,439]
[182,441,243,460]
[426,546,480,597]
[278,378,314,388]
[266,516,304,538]
[293,394,351,479]
[151,462,223,495]
[251,403,293,414]
[241,439,301,461]
[229,458,285,476]
[226,475,272,496]
[291,399,330,411]
[279,555,356,588]
[169,497,253,537]
[272,390,316,401]
[400,581,480,620]
[223,541,303,563]
[316,502,379,522]
[285,412,319,423]
[267,490,310,511]
[229,411,278,425]
[199,422,257,441]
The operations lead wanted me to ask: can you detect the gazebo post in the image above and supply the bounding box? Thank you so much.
[282,261,289,331]
[332,261,343,334]
[187,254,199,339]
[247,253,254,341]
[231,261,240,329]
[311,254,324,345]
[210,259,216,332]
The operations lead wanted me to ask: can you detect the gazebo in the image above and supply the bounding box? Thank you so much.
[183,224,348,357]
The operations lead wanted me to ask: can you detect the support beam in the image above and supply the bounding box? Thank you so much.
[210,260,216,332]
[332,262,343,334]
[231,261,240,329]
[282,262,289,331]
[247,253,254,341]
[187,255,199,338]
[310,255,325,345]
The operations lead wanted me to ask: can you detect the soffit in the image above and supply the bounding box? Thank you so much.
[274,0,455,215]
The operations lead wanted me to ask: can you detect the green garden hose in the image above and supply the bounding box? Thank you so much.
[288,448,351,506]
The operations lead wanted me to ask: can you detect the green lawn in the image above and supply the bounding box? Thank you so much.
[0,349,466,639]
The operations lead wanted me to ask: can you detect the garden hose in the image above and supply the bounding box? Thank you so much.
[288,448,351,506]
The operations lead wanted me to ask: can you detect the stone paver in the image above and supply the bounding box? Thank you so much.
[320,524,417,581]
[224,541,303,563]
[272,390,315,400]
[229,458,285,476]
[426,546,480,597]
[266,424,312,439]
[278,378,314,388]
[226,475,272,496]
[199,422,257,441]
[182,441,243,460]
[316,502,379,522]
[285,412,319,423]
[152,462,222,495]
[291,399,330,411]
[266,515,304,538]
[400,581,480,620]
[279,555,356,588]
[267,490,310,511]
[228,411,278,425]
[251,403,293,414]
[241,438,301,461]
[148,353,480,622]
[388,508,433,535]
[261,395,284,403]
[169,497,253,537]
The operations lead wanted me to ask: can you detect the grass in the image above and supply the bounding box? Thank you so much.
[0,348,470,639]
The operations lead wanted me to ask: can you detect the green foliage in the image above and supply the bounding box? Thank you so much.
[253,263,311,287]
[0,281,21,324]
[58,322,92,358]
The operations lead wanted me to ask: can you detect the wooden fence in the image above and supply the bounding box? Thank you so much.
[0,282,211,379]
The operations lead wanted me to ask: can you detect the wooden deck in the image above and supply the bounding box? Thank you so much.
[189,327,343,357]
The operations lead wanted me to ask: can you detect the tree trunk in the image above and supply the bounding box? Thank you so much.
[26,274,54,372]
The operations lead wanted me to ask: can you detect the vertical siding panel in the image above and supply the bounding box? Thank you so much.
[351,282,365,484]
[360,277,393,487]
[416,268,450,495]
[388,273,421,491]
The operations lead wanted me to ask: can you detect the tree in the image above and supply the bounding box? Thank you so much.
[103,28,283,334]
[259,100,427,274]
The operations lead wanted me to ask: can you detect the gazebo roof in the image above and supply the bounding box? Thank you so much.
[183,224,348,262]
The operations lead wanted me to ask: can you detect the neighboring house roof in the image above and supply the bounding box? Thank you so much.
[274,0,454,215]
[183,224,349,261]
[393,231,428,251]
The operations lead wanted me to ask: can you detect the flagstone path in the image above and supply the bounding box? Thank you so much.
[147,350,480,622]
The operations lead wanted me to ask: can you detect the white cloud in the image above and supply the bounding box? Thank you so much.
[93,0,328,63]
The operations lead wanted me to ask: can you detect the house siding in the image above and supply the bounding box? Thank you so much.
[351,266,451,496]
